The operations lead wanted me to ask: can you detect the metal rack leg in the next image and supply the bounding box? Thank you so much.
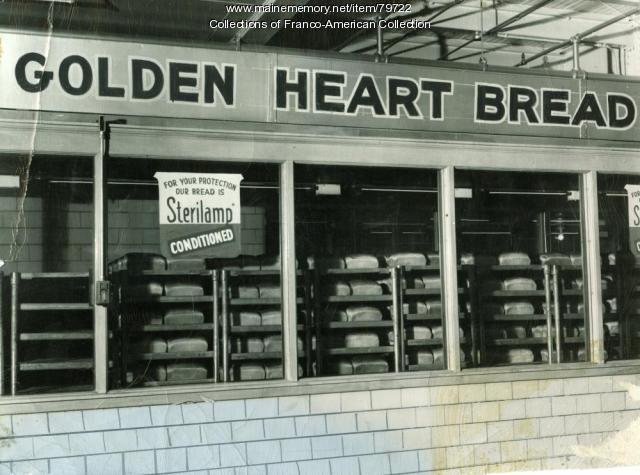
[391,266,403,373]
[212,270,219,383]
[10,272,18,395]
[544,265,553,366]
[221,270,229,382]
[552,265,562,364]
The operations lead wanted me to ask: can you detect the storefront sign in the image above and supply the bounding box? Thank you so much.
[1,31,639,141]
[154,172,243,258]
[626,185,640,256]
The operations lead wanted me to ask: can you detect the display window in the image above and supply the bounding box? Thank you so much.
[455,170,587,367]
[106,158,284,389]
[0,155,94,395]
[598,174,640,361]
[294,164,449,376]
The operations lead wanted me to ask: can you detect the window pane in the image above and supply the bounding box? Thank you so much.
[598,174,640,361]
[0,155,94,395]
[456,170,585,367]
[295,164,447,377]
[107,158,282,389]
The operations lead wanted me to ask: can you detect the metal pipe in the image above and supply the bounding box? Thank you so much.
[552,266,562,364]
[543,265,553,366]
[212,270,219,383]
[0,272,3,396]
[221,270,229,382]
[440,0,554,60]
[10,272,18,395]
[518,6,640,67]
[375,16,385,62]
[572,36,581,73]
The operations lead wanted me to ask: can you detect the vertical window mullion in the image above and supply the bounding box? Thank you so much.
[94,125,108,393]
[580,170,605,364]
[439,166,461,371]
[280,160,299,381]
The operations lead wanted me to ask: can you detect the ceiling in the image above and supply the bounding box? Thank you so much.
[2,0,639,75]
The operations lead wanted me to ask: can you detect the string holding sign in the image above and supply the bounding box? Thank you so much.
[625,184,640,256]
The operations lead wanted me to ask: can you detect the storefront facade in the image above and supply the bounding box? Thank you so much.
[1,29,640,473]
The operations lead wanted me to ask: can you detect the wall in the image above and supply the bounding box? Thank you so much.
[0,195,267,274]
[1,373,638,474]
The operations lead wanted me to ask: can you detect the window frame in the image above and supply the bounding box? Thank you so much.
[0,114,638,407]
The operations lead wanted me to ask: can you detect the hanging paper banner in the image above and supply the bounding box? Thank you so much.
[154,172,243,259]
[625,184,640,256]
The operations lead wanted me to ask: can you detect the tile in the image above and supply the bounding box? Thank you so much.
[69,431,105,455]
[281,438,312,462]
[83,409,120,431]
[511,381,539,399]
[576,394,601,414]
[371,389,402,410]
[430,386,458,405]
[444,404,472,425]
[201,422,233,444]
[589,412,615,432]
[403,427,432,449]
[512,419,539,439]
[431,425,459,448]
[329,457,359,475]
[264,418,296,439]
[87,454,123,475]
[563,414,589,435]
[588,376,613,393]
[387,408,416,429]
[415,406,445,427]
[417,448,448,471]
[50,456,86,475]
[12,414,48,436]
[104,429,138,452]
[11,460,49,475]
[499,400,525,420]
[0,437,33,462]
[296,460,329,474]
[118,407,152,429]
[156,447,187,473]
[459,422,487,444]
[136,427,169,450]
[389,451,418,474]
[357,411,387,432]
[326,413,356,434]
[150,404,183,426]
[295,415,326,437]
[187,445,221,471]
[601,392,626,412]
[168,424,201,446]
[446,445,474,468]
[563,378,589,395]
[525,398,551,418]
[342,433,374,456]
[278,396,309,417]
[487,421,514,443]
[246,440,281,465]
[340,392,371,412]
[124,450,155,475]
[49,411,84,433]
[215,401,246,422]
[32,434,70,458]
[526,437,553,459]
[310,394,341,414]
[220,443,248,468]
[246,398,278,420]
[181,402,215,424]
[311,435,342,459]
[232,420,265,442]
[373,430,403,453]
[266,462,299,475]
[472,402,500,423]
[459,384,486,403]
[401,387,430,407]
[474,442,501,465]
[500,440,527,463]
[537,379,564,397]
[551,396,577,416]
[358,454,391,475]
[485,383,512,401]
[538,416,565,437]
[552,435,578,457]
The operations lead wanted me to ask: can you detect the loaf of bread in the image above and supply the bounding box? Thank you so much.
[123,282,163,298]
[236,285,259,299]
[112,253,167,272]
[503,302,535,315]
[427,253,440,266]
[411,326,432,340]
[505,348,534,363]
[501,278,536,291]
[531,325,548,338]
[507,326,527,339]
[265,363,304,379]
[164,281,204,297]
[384,253,427,267]
[263,335,304,353]
[570,254,582,266]
[261,310,281,326]
[234,337,264,353]
[133,337,167,354]
[335,306,383,322]
[498,252,530,266]
[352,356,388,374]
[325,281,351,296]
[235,363,266,381]
[425,300,442,316]
[164,309,205,325]
[167,336,208,353]
[349,280,383,296]
[233,312,261,326]
[416,350,434,365]
[344,332,380,348]
[421,276,442,289]
[258,283,280,299]
[166,362,208,381]
[344,254,379,269]
[328,359,353,375]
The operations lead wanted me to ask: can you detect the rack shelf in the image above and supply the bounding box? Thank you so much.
[19,359,94,371]
[131,351,215,361]
[326,346,394,356]
[20,303,93,311]
[324,321,393,329]
[20,331,94,341]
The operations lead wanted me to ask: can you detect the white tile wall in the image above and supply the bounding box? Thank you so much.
[0,374,638,474]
